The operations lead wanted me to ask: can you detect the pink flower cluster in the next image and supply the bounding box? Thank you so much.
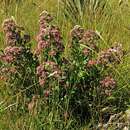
[80,30,99,51]
[80,30,99,43]
[2,19,17,46]
[36,28,50,53]
[35,11,64,86]
[98,44,123,65]
[100,76,116,89]
[70,25,84,40]
[100,76,116,96]
[36,61,61,86]
[0,54,14,63]
[39,11,53,25]
[50,26,64,51]
[36,11,64,55]
[0,46,23,63]
[70,26,99,55]
[36,65,47,86]
[4,46,23,55]
[36,11,52,54]
[45,61,61,78]
[36,65,48,78]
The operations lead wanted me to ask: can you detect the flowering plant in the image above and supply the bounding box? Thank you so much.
[0,11,128,129]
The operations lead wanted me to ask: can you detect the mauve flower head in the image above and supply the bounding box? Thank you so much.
[98,44,123,65]
[36,11,64,56]
[5,31,15,39]
[36,29,50,53]
[39,11,53,24]
[79,30,99,51]
[5,30,17,46]
[50,26,62,43]
[100,76,116,89]
[0,46,23,63]
[36,65,47,78]
[6,36,16,46]
[37,41,50,50]
[37,28,50,42]
[37,30,50,44]
[50,25,64,51]
[44,61,61,78]
[39,28,48,34]
[2,18,16,32]
[109,43,123,57]
[36,64,47,86]
[2,19,17,46]
[36,14,52,55]
[71,25,84,40]
[80,30,99,43]
[4,46,23,55]
[36,65,44,76]
[0,54,14,63]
